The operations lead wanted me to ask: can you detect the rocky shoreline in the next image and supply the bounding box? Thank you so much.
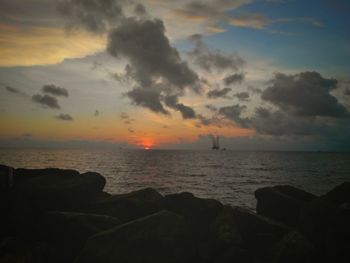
[0,164,349,263]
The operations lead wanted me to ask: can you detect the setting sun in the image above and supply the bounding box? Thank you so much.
[139,137,155,150]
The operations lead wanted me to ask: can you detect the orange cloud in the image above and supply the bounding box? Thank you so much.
[0,24,106,66]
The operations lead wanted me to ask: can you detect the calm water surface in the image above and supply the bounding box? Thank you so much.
[0,149,349,210]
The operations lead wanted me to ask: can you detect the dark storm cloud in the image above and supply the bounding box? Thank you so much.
[134,3,147,16]
[126,87,169,115]
[249,107,350,137]
[32,94,61,109]
[188,34,245,73]
[247,85,263,94]
[262,71,349,117]
[164,95,196,119]
[5,86,20,94]
[234,92,249,101]
[42,84,69,97]
[223,73,245,85]
[55,113,74,121]
[56,0,125,33]
[108,18,199,90]
[207,87,232,98]
[218,104,248,127]
[107,18,201,117]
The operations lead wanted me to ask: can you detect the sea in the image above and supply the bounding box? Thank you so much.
[1,149,349,210]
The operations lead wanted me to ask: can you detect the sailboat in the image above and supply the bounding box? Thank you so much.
[211,135,220,150]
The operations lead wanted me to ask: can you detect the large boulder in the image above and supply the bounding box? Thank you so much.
[160,192,223,227]
[231,206,290,250]
[324,182,350,205]
[14,168,79,182]
[75,210,195,263]
[255,185,317,226]
[323,203,350,263]
[0,165,14,190]
[212,205,242,248]
[0,165,14,237]
[298,197,337,244]
[12,171,106,212]
[273,231,315,263]
[86,188,163,223]
[40,211,121,263]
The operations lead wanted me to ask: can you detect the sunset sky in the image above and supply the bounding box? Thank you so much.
[0,0,349,150]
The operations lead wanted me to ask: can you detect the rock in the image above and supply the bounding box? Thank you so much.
[0,237,41,263]
[75,210,195,263]
[298,197,337,245]
[324,204,350,263]
[40,211,121,263]
[86,188,163,223]
[0,165,14,190]
[0,165,14,237]
[274,231,315,263]
[160,192,223,227]
[12,171,106,212]
[14,168,79,182]
[255,185,317,226]
[231,207,289,250]
[218,246,253,263]
[212,205,242,248]
[324,182,350,205]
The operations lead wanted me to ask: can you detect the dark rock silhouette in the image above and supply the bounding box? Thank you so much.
[75,210,194,263]
[324,182,350,205]
[255,185,317,226]
[40,211,121,263]
[0,164,349,263]
[85,188,163,223]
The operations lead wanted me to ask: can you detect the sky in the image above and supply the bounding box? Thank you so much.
[0,0,349,151]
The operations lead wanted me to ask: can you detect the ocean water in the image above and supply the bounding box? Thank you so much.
[0,149,349,210]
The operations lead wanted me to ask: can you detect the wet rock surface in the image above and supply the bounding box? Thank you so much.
[1,164,349,263]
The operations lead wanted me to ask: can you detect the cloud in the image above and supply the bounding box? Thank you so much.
[173,0,251,23]
[164,95,196,119]
[32,94,61,109]
[188,34,245,73]
[229,12,323,30]
[120,111,135,124]
[247,85,262,94]
[56,0,125,33]
[234,92,250,101]
[108,18,199,90]
[223,73,245,85]
[248,107,350,137]
[218,104,248,127]
[55,113,73,121]
[3,85,28,96]
[5,85,20,94]
[261,71,349,117]
[229,13,270,29]
[126,86,169,115]
[207,87,232,98]
[107,17,201,117]
[42,84,69,97]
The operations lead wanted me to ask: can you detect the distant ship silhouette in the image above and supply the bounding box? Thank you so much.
[211,135,220,150]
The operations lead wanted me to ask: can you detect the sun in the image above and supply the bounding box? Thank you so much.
[139,137,155,150]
